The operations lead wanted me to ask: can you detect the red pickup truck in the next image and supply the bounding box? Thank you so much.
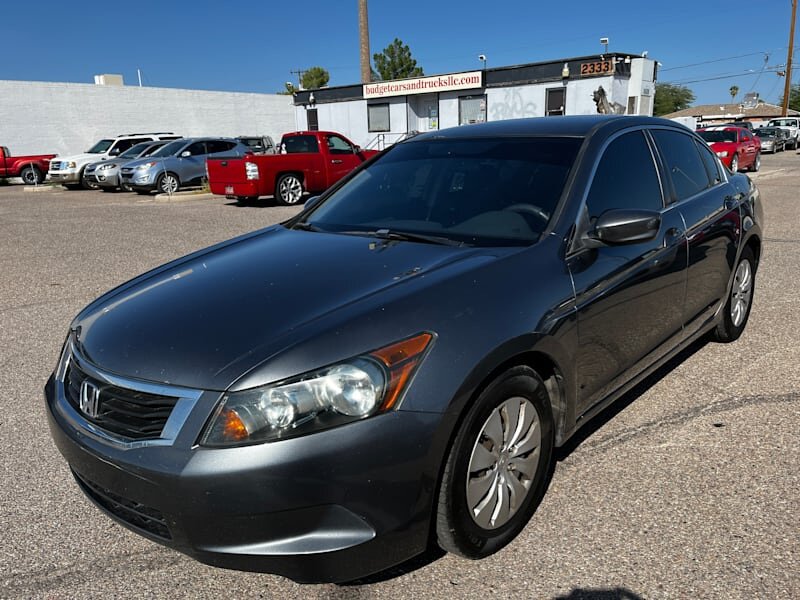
[0,146,57,185]
[208,131,378,205]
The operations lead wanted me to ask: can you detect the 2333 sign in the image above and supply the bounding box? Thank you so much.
[580,61,614,76]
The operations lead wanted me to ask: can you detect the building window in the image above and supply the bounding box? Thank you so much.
[368,103,390,132]
[306,109,319,131]
[546,88,566,116]
[459,95,487,125]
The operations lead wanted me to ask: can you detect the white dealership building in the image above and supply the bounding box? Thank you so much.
[292,53,657,149]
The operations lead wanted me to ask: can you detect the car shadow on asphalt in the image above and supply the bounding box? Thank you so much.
[555,337,708,460]
[553,588,644,600]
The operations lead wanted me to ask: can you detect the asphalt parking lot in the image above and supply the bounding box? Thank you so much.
[1,152,798,599]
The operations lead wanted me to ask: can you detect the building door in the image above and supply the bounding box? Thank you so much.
[408,94,439,132]
[307,109,319,131]
[546,88,566,116]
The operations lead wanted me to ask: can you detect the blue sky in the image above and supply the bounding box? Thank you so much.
[3,0,796,107]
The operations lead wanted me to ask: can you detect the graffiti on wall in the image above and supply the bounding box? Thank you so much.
[490,89,538,121]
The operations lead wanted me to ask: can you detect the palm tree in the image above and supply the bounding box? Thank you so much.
[729,85,739,102]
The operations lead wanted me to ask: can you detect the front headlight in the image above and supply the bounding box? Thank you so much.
[136,162,157,170]
[67,161,77,169]
[200,332,433,446]
[99,163,117,170]
[716,151,729,158]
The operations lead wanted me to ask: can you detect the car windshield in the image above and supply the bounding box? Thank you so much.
[120,143,153,158]
[755,128,776,137]
[86,139,114,154]
[302,137,582,247]
[770,119,795,127]
[149,140,186,157]
[699,130,737,143]
[142,143,166,156]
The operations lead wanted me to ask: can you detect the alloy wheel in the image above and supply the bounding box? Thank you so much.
[730,259,753,327]
[279,176,303,204]
[160,174,179,194]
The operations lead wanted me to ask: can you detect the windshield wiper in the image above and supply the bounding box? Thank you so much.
[290,222,325,232]
[339,228,467,247]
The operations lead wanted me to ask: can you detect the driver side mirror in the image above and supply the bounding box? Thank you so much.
[354,145,362,154]
[109,147,121,156]
[589,208,661,244]
[303,195,322,211]
[180,150,191,158]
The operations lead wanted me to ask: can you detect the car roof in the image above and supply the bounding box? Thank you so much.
[405,115,689,142]
[699,126,744,132]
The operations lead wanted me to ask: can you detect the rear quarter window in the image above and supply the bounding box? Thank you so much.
[651,129,711,202]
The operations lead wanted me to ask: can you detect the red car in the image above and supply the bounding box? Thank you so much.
[697,126,761,173]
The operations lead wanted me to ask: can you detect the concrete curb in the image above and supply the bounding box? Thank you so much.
[23,185,57,193]
[152,191,215,202]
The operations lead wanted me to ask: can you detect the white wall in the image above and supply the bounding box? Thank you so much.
[0,80,296,156]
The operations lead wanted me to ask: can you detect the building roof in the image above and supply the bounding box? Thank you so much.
[664,102,799,120]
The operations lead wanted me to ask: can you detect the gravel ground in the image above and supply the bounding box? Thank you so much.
[0,153,797,599]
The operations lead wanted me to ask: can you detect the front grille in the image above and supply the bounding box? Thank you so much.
[73,471,172,540]
[121,167,133,174]
[50,161,62,171]
[65,363,179,440]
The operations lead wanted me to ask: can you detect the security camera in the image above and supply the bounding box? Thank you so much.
[600,37,609,45]
[478,54,486,62]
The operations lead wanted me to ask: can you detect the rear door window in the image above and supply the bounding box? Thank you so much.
[694,140,722,186]
[650,129,711,202]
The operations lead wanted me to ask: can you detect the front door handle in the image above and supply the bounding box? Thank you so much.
[664,227,684,244]
[331,159,343,164]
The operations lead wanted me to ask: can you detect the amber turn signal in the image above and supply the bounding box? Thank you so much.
[370,332,433,410]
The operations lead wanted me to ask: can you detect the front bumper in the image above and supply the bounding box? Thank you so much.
[91,169,121,188]
[48,170,80,184]
[121,169,157,191]
[44,365,441,583]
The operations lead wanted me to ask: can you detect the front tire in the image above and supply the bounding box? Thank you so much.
[711,247,756,343]
[80,168,99,190]
[157,173,180,194]
[435,366,554,559]
[729,154,739,173]
[20,166,44,185]
[275,173,304,206]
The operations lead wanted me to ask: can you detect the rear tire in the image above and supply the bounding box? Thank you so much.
[275,173,304,206]
[435,366,554,559]
[748,152,761,172]
[20,166,44,185]
[711,247,756,343]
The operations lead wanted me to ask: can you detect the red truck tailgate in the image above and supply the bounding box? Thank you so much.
[207,157,258,197]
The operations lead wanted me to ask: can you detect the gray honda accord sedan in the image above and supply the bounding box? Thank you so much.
[46,116,762,583]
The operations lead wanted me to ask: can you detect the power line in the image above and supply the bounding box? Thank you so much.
[660,51,768,72]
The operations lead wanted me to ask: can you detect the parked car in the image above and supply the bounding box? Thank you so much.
[697,126,761,172]
[766,117,800,150]
[207,131,379,205]
[45,116,762,584]
[722,120,754,132]
[236,135,276,154]
[753,127,785,153]
[84,140,173,192]
[0,146,56,185]
[120,138,250,195]
[49,133,180,190]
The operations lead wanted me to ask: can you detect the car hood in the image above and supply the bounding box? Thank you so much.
[72,227,501,390]
[56,153,111,164]
[123,156,175,169]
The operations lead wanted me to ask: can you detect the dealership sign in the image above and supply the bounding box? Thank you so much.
[363,71,483,99]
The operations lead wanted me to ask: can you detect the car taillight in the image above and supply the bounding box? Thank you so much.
[245,162,259,180]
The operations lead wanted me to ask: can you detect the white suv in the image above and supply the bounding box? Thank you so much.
[49,132,180,189]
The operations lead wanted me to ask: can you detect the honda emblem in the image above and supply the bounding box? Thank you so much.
[79,380,101,419]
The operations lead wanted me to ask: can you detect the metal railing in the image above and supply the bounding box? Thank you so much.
[364,131,419,151]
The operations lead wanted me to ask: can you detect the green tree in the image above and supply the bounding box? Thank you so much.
[653,82,696,116]
[301,66,330,90]
[277,82,296,95]
[779,83,800,112]
[373,38,424,80]
[729,85,739,102]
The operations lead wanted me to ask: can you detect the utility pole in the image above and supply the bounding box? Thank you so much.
[359,0,371,83]
[783,0,797,116]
